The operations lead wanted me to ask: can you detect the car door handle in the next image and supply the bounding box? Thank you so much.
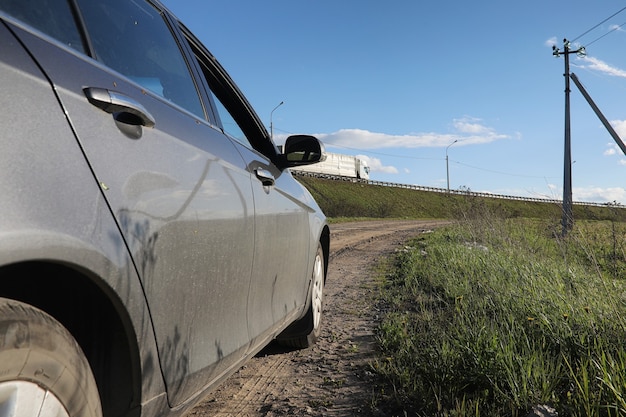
[255,168,275,186]
[84,87,155,127]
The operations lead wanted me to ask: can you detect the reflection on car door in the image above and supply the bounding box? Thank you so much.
[233,145,313,345]
[5,4,255,407]
[198,82,314,346]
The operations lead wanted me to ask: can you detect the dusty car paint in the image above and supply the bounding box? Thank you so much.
[0,1,329,415]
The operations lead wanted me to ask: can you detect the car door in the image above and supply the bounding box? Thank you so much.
[188,41,315,346]
[237,145,316,344]
[3,0,255,406]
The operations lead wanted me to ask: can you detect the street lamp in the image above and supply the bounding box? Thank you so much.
[446,140,458,192]
[270,101,284,141]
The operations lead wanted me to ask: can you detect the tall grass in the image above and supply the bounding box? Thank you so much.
[374,199,626,416]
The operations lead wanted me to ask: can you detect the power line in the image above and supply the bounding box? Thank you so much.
[572,5,626,43]
[583,20,626,48]
[322,141,559,179]
[452,160,558,180]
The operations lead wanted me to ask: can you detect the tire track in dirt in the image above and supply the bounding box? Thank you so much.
[188,220,448,416]
[203,356,294,416]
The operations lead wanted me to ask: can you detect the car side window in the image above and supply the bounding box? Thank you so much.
[191,48,265,152]
[207,88,253,149]
[180,28,279,161]
[75,0,205,119]
[0,0,85,53]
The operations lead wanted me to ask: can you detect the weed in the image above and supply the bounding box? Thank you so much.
[322,377,346,387]
[308,398,334,408]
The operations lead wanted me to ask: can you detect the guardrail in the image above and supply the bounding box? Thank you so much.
[291,170,619,208]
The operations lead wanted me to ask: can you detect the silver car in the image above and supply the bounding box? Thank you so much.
[0,1,329,416]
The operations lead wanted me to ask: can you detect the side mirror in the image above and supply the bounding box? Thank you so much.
[281,135,326,168]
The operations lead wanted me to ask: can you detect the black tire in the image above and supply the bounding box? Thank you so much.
[0,297,102,417]
[277,243,325,349]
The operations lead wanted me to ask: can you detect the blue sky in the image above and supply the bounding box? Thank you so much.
[163,1,626,204]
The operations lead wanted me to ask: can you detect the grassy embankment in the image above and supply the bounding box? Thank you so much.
[296,175,626,223]
[297,176,626,416]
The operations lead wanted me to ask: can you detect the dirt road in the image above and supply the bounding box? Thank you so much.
[188,220,446,416]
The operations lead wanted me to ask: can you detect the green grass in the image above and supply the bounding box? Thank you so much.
[296,175,626,222]
[374,215,626,416]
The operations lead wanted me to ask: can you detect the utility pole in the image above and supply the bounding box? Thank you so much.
[446,139,458,193]
[552,39,586,236]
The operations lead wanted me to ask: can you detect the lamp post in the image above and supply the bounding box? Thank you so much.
[446,140,458,192]
[270,101,284,141]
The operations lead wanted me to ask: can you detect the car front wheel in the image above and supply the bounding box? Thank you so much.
[277,243,325,349]
[0,298,102,417]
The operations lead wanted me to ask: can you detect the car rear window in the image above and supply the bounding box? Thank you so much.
[0,0,85,53]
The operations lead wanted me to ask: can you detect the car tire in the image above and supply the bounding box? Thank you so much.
[277,243,325,349]
[0,297,102,417]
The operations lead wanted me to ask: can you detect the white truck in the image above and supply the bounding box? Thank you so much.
[292,152,370,179]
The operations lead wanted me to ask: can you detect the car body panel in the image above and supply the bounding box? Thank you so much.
[233,144,313,345]
[0,18,166,405]
[0,0,328,415]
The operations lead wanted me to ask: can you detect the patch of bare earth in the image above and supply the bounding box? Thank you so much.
[188,220,447,417]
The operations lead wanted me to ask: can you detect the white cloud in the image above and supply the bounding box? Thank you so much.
[602,138,626,159]
[313,117,509,150]
[536,183,626,204]
[578,56,626,78]
[356,155,398,174]
[574,186,626,204]
[453,117,490,134]
[604,142,618,156]
[314,128,443,149]
[492,185,626,205]
[545,37,558,48]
